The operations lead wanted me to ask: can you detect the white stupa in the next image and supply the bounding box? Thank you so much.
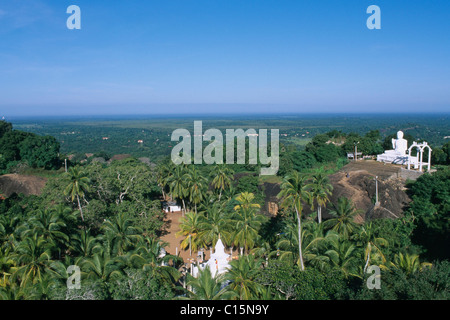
[192,236,231,278]
[205,237,230,276]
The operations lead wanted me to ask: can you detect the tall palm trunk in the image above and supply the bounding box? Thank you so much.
[318,206,322,224]
[364,243,371,273]
[189,235,192,257]
[77,194,84,221]
[295,206,305,271]
[182,199,186,217]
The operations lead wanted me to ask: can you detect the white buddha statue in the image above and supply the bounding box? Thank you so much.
[390,131,408,155]
[377,130,410,165]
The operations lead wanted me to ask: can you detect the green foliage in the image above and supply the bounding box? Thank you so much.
[182,265,232,300]
[257,261,346,300]
[278,150,317,176]
[368,218,419,260]
[109,268,176,300]
[406,167,450,260]
[0,122,60,172]
[0,120,12,138]
[176,211,204,256]
[431,145,449,165]
[225,254,265,300]
[306,135,342,163]
[19,135,61,169]
[443,141,450,164]
[291,150,317,171]
[235,175,259,195]
[52,280,110,300]
[232,192,266,253]
[354,260,450,300]
[198,203,234,247]
[234,175,265,206]
[323,197,361,238]
[342,132,384,156]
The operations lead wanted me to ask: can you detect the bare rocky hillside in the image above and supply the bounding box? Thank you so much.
[0,174,47,197]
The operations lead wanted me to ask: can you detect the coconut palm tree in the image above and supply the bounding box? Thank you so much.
[323,197,361,238]
[24,208,69,255]
[176,211,204,257]
[198,203,233,248]
[382,252,432,275]
[128,237,182,283]
[156,160,174,201]
[69,229,102,260]
[210,165,234,201]
[81,250,125,282]
[11,234,54,287]
[180,265,232,300]
[309,170,333,224]
[225,254,264,300]
[53,204,78,230]
[272,220,330,270]
[354,222,389,272]
[233,192,261,211]
[186,166,208,214]
[26,274,59,300]
[250,240,272,264]
[0,212,22,252]
[197,190,218,213]
[324,231,359,277]
[168,165,189,215]
[232,192,265,254]
[0,247,15,288]
[0,217,6,246]
[222,184,237,203]
[64,166,90,221]
[102,212,143,256]
[302,220,335,269]
[277,171,312,270]
[0,284,26,300]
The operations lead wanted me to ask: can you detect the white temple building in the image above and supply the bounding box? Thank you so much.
[192,237,231,278]
[377,130,431,172]
[163,201,182,213]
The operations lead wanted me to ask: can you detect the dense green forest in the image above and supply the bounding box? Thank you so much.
[0,121,61,173]
[0,118,449,300]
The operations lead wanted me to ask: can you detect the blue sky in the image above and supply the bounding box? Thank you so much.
[0,0,449,116]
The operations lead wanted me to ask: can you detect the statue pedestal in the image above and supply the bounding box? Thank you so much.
[376,132,430,172]
[377,151,418,168]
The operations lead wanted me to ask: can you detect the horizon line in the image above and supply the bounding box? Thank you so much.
[3,110,450,120]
